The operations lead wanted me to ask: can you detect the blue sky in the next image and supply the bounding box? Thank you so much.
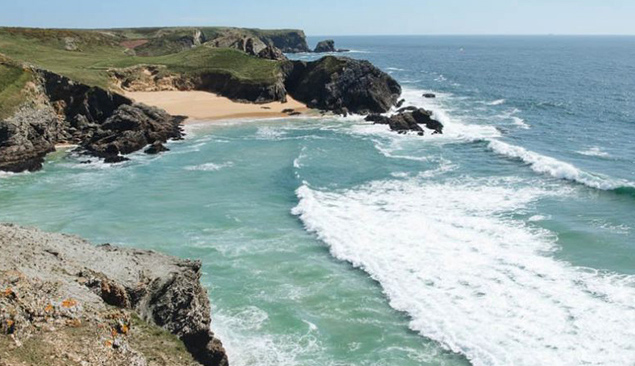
[1,0,634,35]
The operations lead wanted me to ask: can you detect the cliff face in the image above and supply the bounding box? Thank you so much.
[284,56,402,115]
[258,30,311,53]
[0,66,184,172]
[0,223,228,366]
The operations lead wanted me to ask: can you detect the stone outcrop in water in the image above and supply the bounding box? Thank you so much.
[284,56,402,114]
[0,223,228,366]
[0,68,184,172]
[365,107,444,135]
[313,39,349,53]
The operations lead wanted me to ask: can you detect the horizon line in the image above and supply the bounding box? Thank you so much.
[1,25,634,37]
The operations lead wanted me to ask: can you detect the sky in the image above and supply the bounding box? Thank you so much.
[1,0,634,36]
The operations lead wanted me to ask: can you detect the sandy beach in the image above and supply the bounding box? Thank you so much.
[125,90,311,123]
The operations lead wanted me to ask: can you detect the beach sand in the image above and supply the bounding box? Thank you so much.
[125,90,311,123]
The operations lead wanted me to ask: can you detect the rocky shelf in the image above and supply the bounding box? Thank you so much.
[0,223,228,366]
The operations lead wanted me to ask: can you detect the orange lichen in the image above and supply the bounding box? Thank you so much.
[2,287,14,297]
[61,298,78,308]
[45,303,54,313]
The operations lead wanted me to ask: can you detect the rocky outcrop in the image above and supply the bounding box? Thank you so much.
[313,39,348,53]
[284,56,402,114]
[81,103,184,162]
[314,40,337,53]
[205,31,288,61]
[257,45,287,61]
[0,223,228,366]
[365,107,444,135]
[258,30,311,53]
[0,105,61,172]
[0,68,183,172]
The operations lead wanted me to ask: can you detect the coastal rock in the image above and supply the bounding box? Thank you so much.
[314,40,336,53]
[365,107,444,134]
[82,103,184,161]
[0,223,228,366]
[0,105,61,172]
[422,93,436,98]
[257,45,288,61]
[206,31,288,61]
[145,141,170,154]
[259,30,311,53]
[1,67,184,172]
[313,39,349,53]
[284,56,402,114]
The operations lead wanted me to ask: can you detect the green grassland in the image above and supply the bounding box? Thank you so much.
[0,27,283,90]
[0,56,33,120]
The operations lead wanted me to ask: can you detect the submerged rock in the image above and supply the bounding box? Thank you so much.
[423,93,436,98]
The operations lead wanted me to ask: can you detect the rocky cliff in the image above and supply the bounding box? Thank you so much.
[284,56,402,115]
[0,64,183,172]
[0,223,228,366]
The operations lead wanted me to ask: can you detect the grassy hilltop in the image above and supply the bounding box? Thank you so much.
[0,27,294,89]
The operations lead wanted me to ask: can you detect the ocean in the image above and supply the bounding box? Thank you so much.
[1,36,634,366]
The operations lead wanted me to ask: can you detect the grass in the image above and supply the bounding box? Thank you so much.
[0,27,282,90]
[0,58,33,120]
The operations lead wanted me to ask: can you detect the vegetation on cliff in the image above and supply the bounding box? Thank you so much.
[0,56,34,120]
[0,28,282,90]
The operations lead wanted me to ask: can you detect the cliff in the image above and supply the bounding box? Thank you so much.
[0,60,184,172]
[0,223,227,366]
[0,27,403,173]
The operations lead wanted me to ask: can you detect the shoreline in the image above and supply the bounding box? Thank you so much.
[125,90,312,123]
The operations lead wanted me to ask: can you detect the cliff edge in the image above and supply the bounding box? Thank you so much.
[0,223,228,366]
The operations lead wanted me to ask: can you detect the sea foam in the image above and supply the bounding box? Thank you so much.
[488,140,634,191]
[292,177,635,366]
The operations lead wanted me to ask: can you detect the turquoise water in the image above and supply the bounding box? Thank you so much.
[1,36,635,366]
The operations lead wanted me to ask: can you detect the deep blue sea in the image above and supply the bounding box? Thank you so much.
[1,36,634,366]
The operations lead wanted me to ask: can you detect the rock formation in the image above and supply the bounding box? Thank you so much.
[0,67,183,172]
[0,223,228,366]
[204,30,288,61]
[313,39,349,53]
[365,107,444,135]
[314,40,337,53]
[284,56,402,114]
[258,30,311,53]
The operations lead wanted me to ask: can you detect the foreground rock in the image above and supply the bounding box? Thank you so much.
[285,56,402,114]
[365,107,444,135]
[0,223,228,366]
[0,67,184,173]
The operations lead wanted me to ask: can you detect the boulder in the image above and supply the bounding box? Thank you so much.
[145,141,170,155]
